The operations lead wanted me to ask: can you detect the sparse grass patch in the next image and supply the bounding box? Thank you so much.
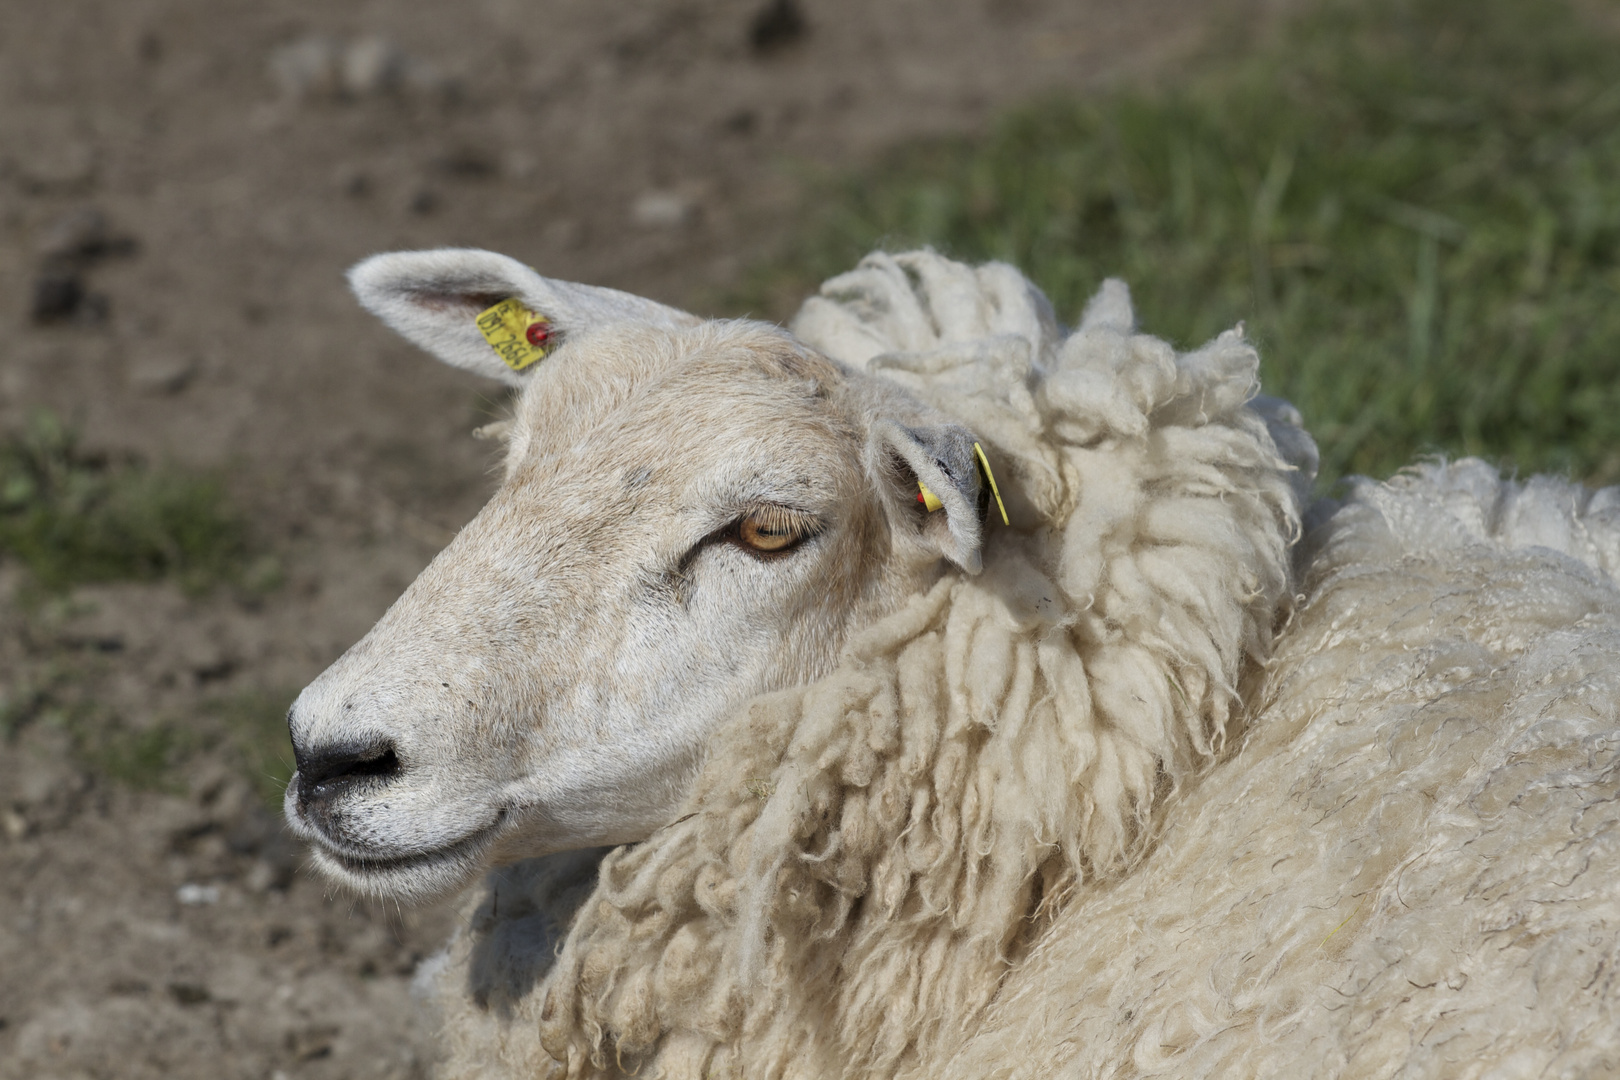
[73,689,295,803]
[0,660,71,741]
[0,414,287,798]
[93,721,194,792]
[2,665,295,801]
[0,658,183,790]
[737,0,1620,485]
[207,690,298,811]
[0,412,259,592]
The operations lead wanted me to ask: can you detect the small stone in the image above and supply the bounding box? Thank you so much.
[30,270,84,323]
[245,860,278,893]
[334,166,371,198]
[542,218,584,250]
[503,149,539,180]
[288,1024,340,1062]
[36,208,109,261]
[632,190,694,228]
[127,355,197,394]
[270,34,446,102]
[137,30,163,63]
[341,36,404,97]
[167,982,211,1006]
[435,146,498,180]
[749,0,808,54]
[16,142,97,194]
[175,882,220,906]
[268,35,341,100]
[2,808,26,840]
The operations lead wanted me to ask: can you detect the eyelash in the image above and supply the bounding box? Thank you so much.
[725,504,821,558]
[667,507,822,591]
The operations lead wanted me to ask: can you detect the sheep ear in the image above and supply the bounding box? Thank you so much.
[347,248,698,386]
[872,420,986,575]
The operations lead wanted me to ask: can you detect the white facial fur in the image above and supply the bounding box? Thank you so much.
[285,251,988,901]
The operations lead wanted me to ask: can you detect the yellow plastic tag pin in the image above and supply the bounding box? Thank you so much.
[917,482,944,512]
[974,442,1009,526]
[475,298,554,372]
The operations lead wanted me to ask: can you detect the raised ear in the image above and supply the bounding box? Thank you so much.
[872,419,987,575]
[347,248,699,385]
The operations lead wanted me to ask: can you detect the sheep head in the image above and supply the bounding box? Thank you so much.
[284,249,994,901]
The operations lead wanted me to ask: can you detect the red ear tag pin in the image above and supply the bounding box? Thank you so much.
[475,298,556,372]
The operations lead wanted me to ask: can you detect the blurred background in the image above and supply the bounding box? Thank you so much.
[1,0,1615,1076]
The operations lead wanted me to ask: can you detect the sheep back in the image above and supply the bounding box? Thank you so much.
[943,459,1620,1078]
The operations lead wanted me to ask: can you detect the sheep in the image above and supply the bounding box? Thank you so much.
[286,248,1620,1078]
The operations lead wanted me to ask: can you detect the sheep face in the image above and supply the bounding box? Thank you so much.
[284,250,989,901]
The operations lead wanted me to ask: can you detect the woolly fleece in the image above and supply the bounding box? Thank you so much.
[947,460,1620,1077]
[425,251,1308,1078]
[423,253,1620,1079]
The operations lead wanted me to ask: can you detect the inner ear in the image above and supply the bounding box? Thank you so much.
[873,420,985,574]
[407,288,513,315]
[347,247,699,387]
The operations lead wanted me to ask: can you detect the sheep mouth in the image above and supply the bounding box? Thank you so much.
[307,812,508,898]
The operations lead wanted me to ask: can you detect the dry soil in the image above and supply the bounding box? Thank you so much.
[0,2,1276,1076]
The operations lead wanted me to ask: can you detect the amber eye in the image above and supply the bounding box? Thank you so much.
[736,506,815,554]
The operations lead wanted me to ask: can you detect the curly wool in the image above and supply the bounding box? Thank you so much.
[425,252,1308,1079]
[938,458,1620,1077]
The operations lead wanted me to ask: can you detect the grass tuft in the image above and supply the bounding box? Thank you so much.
[208,690,298,811]
[94,722,193,792]
[0,412,254,592]
[2,667,295,803]
[72,691,295,802]
[737,0,1620,485]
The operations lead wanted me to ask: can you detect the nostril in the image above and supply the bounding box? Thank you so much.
[295,739,401,795]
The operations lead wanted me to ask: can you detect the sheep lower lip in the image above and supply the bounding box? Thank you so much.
[319,813,506,876]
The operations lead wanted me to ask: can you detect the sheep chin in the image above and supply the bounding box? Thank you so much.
[302,811,508,903]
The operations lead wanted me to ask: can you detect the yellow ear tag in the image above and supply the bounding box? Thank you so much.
[974,442,1009,526]
[475,297,555,372]
[916,446,1007,524]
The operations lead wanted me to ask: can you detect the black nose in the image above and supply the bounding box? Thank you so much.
[294,738,401,813]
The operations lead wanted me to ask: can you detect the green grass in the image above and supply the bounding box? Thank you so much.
[2,664,294,801]
[94,721,194,792]
[66,691,293,802]
[0,412,259,592]
[0,657,181,790]
[737,0,1620,486]
[209,690,298,810]
[0,414,289,796]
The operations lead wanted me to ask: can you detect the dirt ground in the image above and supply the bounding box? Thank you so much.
[0,1,1280,1076]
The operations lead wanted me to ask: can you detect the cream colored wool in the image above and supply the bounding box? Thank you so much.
[434,461,1620,1080]
[941,459,1620,1078]
[425,252,1309,1079]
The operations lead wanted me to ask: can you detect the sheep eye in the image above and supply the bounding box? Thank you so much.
[735,506,816,555]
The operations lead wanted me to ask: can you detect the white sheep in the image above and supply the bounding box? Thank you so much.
[286,249,1620,1078]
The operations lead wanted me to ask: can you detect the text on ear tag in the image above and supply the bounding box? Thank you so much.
[475,298,555,372]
